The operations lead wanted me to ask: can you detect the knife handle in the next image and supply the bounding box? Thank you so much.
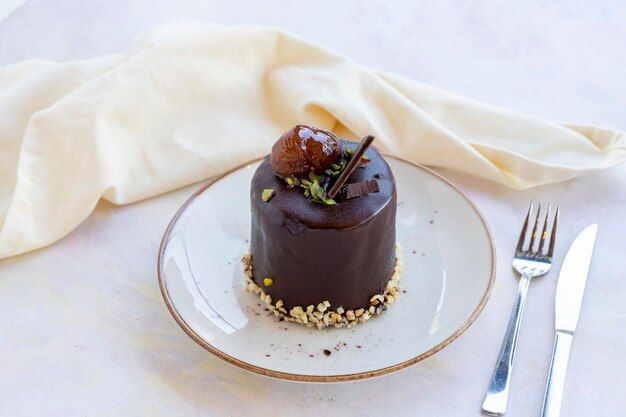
[541,331,574,417]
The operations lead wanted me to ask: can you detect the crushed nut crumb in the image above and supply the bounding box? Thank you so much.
[241,244,403,329]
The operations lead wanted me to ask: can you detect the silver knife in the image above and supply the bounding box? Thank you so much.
[540,224,598,417]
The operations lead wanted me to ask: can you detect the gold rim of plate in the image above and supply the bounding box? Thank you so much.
[157,155,496,383]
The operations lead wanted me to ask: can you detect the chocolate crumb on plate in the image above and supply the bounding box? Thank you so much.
[323,349,332,356]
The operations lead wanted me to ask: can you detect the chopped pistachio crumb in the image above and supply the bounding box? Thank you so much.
[263,278,273,287]
[310,181,324,200]
[261,189,275,202]
[308,172,322,183]
[361,155,370,160]
[345,146,353,155]
[285,177,295,187]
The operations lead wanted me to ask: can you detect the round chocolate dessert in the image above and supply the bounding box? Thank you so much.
[243,125,401,329]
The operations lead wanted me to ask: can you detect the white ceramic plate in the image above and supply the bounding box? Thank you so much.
[158,156,495,382]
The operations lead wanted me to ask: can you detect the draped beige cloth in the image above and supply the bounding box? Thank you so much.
[1,22,624,258]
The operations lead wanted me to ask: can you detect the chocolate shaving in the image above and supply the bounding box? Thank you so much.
[342,179,380,200]
[327,135,375,199]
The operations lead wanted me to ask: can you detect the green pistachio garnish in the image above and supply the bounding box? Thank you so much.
[263,278,273,286]
[310,181,324,200]
[361,155,370,161]
[282,147,359,206]
[308,179,336,205]
[261,189,275,202]
[308,172,322,183]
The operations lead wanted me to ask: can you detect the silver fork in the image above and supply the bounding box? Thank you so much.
[481,202,559,416]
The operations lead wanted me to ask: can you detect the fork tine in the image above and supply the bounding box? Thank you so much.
[516,201,533,254]
[538,203,551,255]
[528,203,542,253]
[547,206,559,258]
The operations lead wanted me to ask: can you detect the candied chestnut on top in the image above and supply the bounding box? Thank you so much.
[270,125,342,178]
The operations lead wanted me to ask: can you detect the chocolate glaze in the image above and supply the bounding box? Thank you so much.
[250,141,397,310]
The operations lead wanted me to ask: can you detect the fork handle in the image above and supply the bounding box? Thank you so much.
[540,331,573,417]
[481,273,532,416]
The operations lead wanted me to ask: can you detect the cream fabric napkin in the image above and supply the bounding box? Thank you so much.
[1,22,624,259]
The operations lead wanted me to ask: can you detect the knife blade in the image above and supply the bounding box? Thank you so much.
[554,224,598,333]
[541,224,598,417]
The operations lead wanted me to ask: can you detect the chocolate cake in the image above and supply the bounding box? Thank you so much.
[243,125,401,328]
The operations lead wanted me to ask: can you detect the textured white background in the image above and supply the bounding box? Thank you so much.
[1,1,625,416]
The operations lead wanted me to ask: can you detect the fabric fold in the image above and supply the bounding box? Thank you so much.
[0,22,624,258]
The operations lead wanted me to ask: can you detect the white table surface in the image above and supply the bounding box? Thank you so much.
[1,1,625,416]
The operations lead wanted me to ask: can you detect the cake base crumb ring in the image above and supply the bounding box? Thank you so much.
[242,244,403,329]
